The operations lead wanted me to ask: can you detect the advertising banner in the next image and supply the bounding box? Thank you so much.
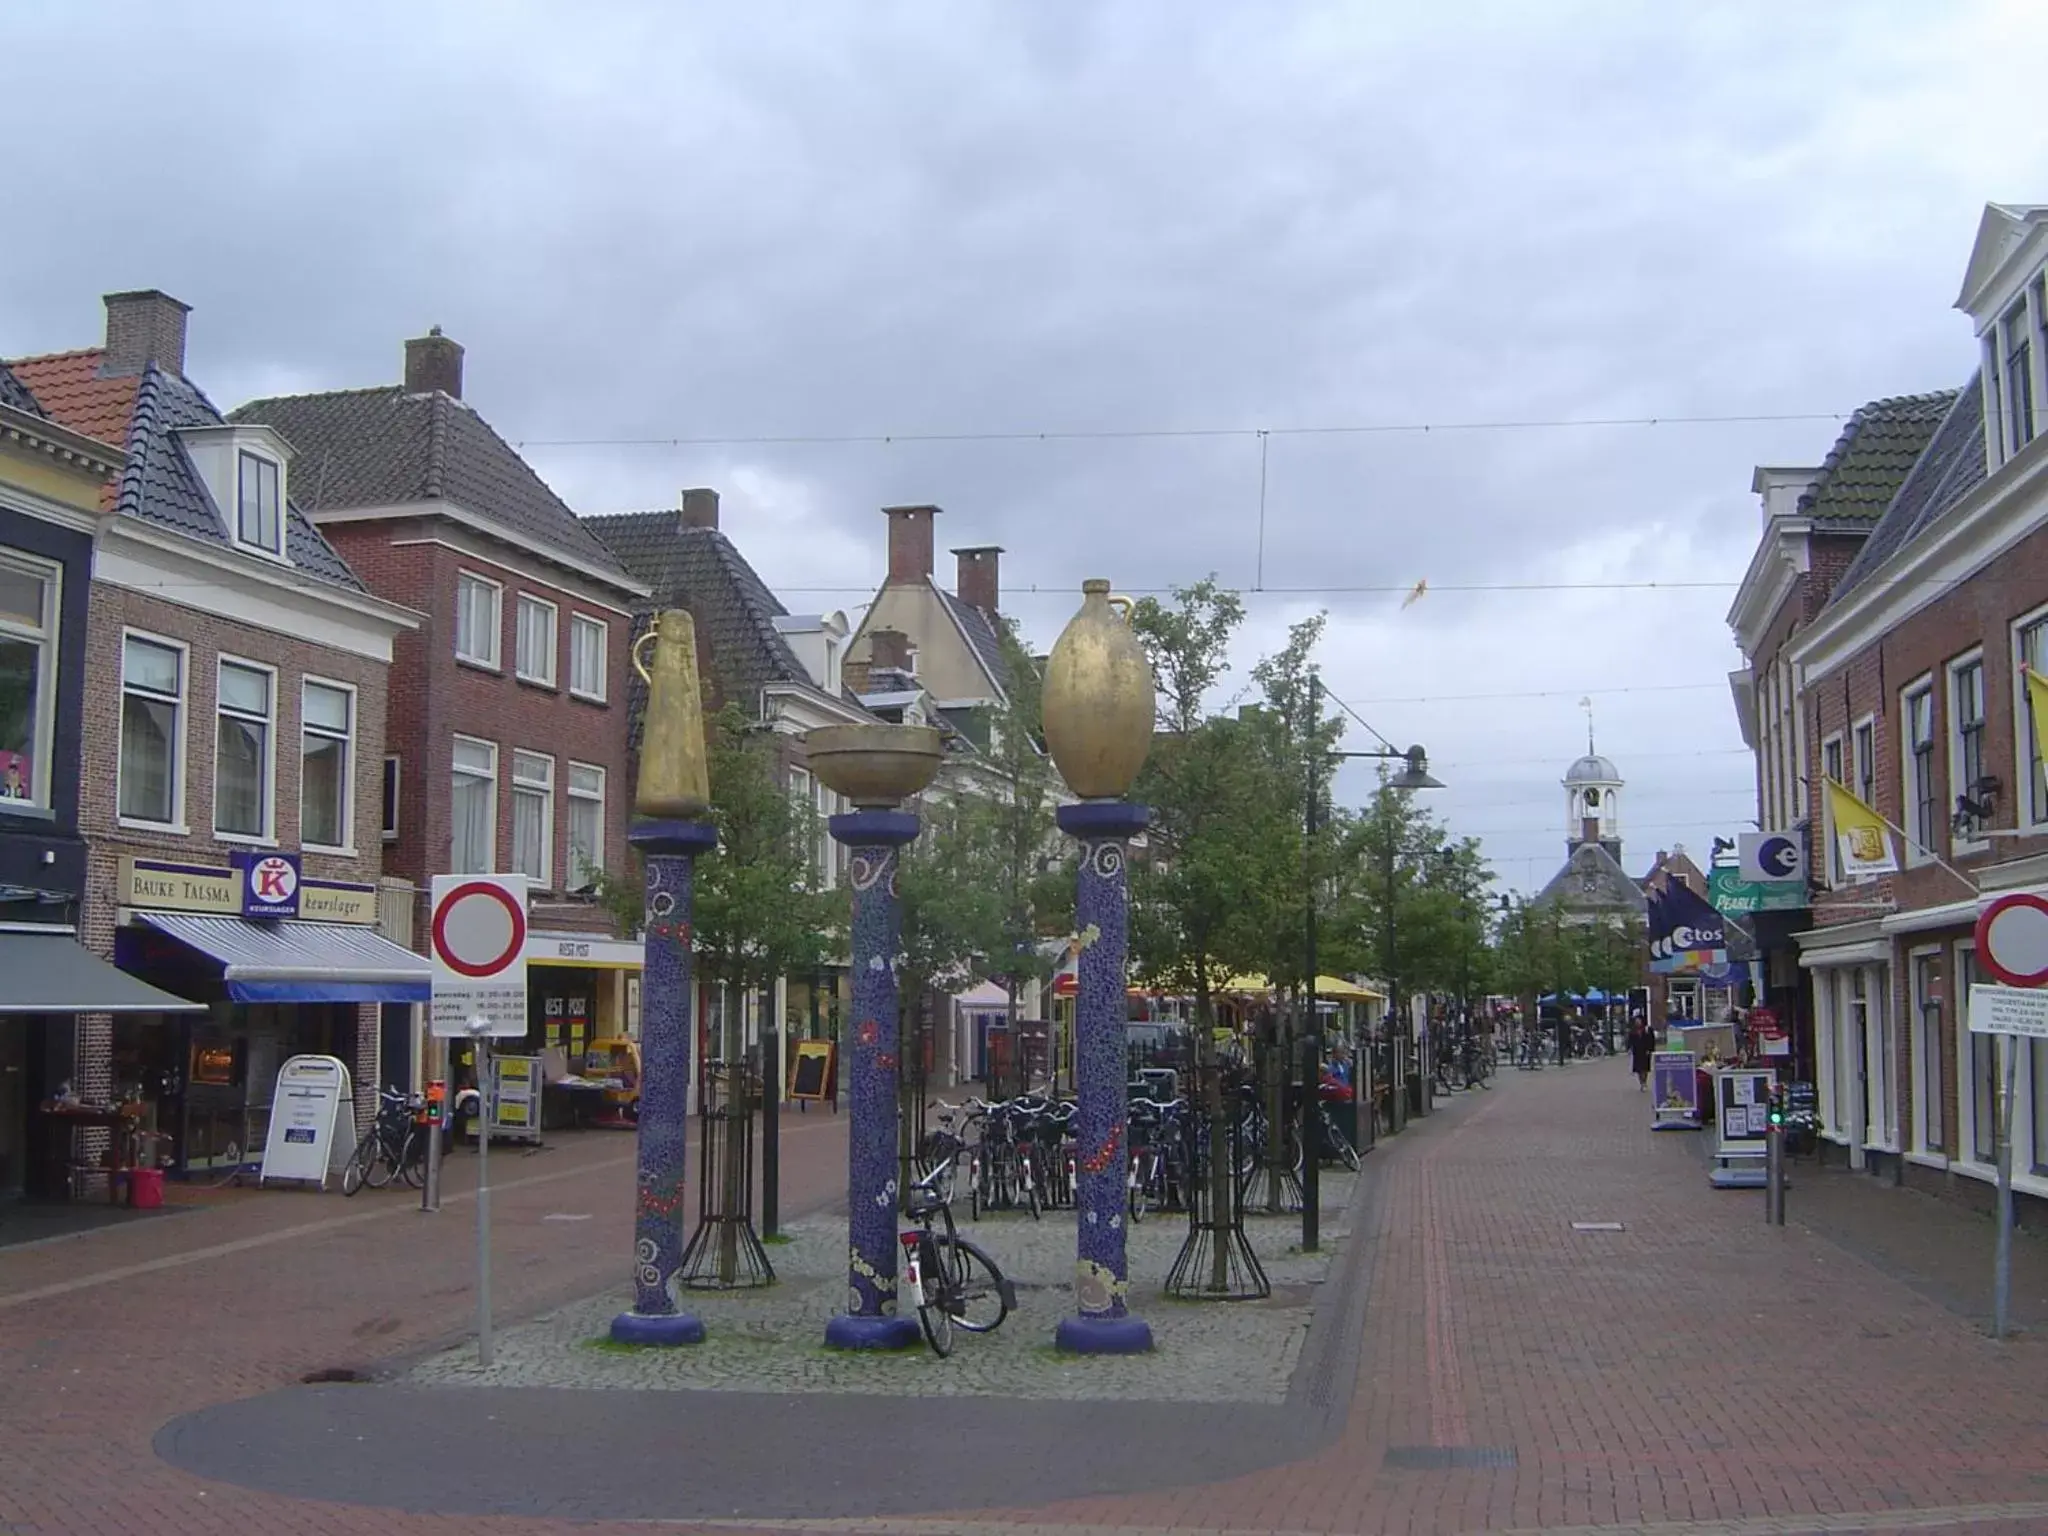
[488,1054,542,1141]
[1714,1067,1777,1159]
[1650,1050,1699,1130]
[258,1054,356,1187]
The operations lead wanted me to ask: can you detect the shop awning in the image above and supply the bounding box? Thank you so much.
[137,914,431,1004]
[0,930,206,1014]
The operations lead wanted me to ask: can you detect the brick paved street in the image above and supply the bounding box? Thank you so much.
[10,1065,2048,1535]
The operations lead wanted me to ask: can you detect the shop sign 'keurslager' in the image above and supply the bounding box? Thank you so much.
[118,856,378,926]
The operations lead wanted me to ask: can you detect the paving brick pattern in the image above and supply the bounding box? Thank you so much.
[7,1063,2048,1534]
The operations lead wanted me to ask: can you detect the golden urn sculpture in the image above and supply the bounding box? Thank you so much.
[1041,579,1155,800]
[804,723,945,808]
[631,609,712,818]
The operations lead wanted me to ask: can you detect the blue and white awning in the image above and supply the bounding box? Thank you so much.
[135,914,431,1004]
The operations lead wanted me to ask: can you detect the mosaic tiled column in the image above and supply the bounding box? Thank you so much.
[822,809,923,1350]
[611,818,717,1346]
[1054,799,1154,1354]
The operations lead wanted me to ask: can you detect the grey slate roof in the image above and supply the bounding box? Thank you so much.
[125,367,364,590]
[230,386,631,579]
[1797,390,1961,529]
[1830,375,1990,604]
[1533,841,1649,917]
[584,510,815,751]
[937,587,1012,696]
[0,361,43,417]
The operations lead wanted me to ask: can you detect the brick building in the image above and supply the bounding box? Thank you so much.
[235,329,648,1077]
[11,293,423,1177]
[1731,203,2048,1214]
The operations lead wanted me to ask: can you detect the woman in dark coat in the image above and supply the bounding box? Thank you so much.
[1626,1015,1656,1090]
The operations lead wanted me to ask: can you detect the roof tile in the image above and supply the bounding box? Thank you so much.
[1797,391,1959,527]
[1830,377,1989,604]
[10,350,139,451]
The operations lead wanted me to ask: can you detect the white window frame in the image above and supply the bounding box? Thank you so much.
[234,448,283,558]
[515,593,558,687]
[1907,944,1946,1163]
[118,629,188,831]
[299,675,355,853]
[1948,649,1988,855]
[455,571,503,670]
[566,760,605,886]
[1851,712,1877,810]
[451,735,498,875]
[1820,731,1845,884]
[569,614,609,703]
[1901,677,1936,868]
[213,654,278,844]
[2011,599,2048,833]
[511,748,555,889]
[0,548,61,813]
[382,755,401,841]
[1955,940,1999,1173]
[1862,963,1896,1153]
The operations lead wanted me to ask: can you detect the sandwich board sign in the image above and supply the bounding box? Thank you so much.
[258,1054,356,1187]
[430,874,530,1038]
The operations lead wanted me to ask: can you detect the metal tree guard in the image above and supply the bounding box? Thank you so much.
[1165,1054,1270,1302]
[677,1059,774,1289]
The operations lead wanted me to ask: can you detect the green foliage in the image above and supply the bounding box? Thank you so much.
[1492,899,1641,1001]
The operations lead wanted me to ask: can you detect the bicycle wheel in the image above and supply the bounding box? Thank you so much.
[362,1130,400,1189]
[911,1234,953,1357]
[340,1129,379,1196]
[1127,1158,1145,1224]
[1328,1116,1361,1172]
[934,1235,1010,1333]
[1023,1152,1042,1221]
[399,1125,428,1188]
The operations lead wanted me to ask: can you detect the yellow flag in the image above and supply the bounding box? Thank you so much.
[1825,777,1897,882]
[2024,666,2048,769]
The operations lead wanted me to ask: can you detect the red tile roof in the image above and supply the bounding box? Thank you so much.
[7,350,137,450]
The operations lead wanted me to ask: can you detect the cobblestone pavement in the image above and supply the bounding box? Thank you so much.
[405,1171,1356,1402]
[17,1064,2048,1534]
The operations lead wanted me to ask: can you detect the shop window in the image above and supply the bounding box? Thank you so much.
[451,736,497,873]
[2032,1039,2048,1175]
[1960,946,1997,1164]
[301,679,353,849]
[120,633,184,825]
[570,614,607,701]
[567,761,604,887]
[0,550,58,810]
[512,749,554,887]
[215,658,274,840]
[455,572,501,668]
[1911,949,1944,1155]
[515,595,557,686]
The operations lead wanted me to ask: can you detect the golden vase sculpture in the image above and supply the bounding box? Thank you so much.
[1041,579,1156,800]
[632,609,712,818]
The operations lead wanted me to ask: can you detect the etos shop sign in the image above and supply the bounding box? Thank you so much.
[233,850,301,920]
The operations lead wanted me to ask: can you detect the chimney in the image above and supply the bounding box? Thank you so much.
[681,488,719,530]
[883,504,939,584]
[842,656,871,695]
[101,290,190,377]
[952,545,1003,612]
[1580,816,1601,845]
[404,326,464,398]
[869,628,914,674]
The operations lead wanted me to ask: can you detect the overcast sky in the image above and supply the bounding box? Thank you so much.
[8,1,2045,894]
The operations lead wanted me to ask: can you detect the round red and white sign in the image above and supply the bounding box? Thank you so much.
[431,880,527,979]
[1975,892,2048,988]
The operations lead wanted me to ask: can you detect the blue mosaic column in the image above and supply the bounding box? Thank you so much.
[611,819,717,1346]
[823,809,923,1350]
[1055,800,1154,1354]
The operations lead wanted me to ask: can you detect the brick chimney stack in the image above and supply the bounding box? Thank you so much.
[404,326,465,398]
[102,290,190,377]
[681,488,719,530]
[883,504,939,585]
[869,628,914,674]
[952,545,1003,612]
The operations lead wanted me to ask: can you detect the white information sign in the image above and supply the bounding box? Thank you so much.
[430,874,530,1038]
[488,1054,542,1141]
[258,1054,356,1187]
[1968,983,2048,1039]
[1714,1067,1775,1161]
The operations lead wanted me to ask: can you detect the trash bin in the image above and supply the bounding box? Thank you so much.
[129,1166,164,1209]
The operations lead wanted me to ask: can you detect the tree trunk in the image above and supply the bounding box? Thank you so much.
[1196,976,1233,1292]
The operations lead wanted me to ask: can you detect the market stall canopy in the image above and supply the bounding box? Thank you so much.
[132,914,431,1004]
[0,930,205,1013]
[1215,973,1385,1001]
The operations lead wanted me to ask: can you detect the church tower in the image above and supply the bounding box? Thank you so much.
[1562,711,1623,861]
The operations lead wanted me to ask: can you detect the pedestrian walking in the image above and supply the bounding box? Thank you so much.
[1626,1014,1656,1090]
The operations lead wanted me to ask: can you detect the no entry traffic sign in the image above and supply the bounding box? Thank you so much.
[430,874,530,1038]
[1975,892,2048,989]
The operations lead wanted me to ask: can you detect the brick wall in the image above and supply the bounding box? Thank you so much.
[323,523,633,943]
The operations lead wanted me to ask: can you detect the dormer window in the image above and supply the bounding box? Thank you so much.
[1984,275,2047,467]
[2002,295,2035,455]
[237,451,281,554]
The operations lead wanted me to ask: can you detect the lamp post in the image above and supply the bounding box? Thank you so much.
[1042,579,1156,1355]
[1301,670,1441,1247]
[806,722,945,1351]
[612,611,715,1347]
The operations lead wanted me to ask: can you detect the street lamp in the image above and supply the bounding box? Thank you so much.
[1301,673,1441,1252]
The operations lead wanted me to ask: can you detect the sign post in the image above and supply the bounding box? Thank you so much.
[1970,891,2048,1340]
[429,874,529,1367]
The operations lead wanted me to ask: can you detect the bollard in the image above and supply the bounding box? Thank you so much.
[1765,1120,1786,1226]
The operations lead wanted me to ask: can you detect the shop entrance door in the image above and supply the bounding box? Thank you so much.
[0,1019,28,1197]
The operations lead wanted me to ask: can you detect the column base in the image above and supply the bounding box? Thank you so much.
[609,1310,706,1347]
[1054,1313,1155,1355]
[824,1313,922,1351]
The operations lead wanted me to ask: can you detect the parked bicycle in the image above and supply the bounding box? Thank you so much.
[341,1087,429,1195]
[898,1140,1014,1357]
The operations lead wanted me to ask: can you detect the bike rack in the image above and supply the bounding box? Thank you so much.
[678,1061,775,1290]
